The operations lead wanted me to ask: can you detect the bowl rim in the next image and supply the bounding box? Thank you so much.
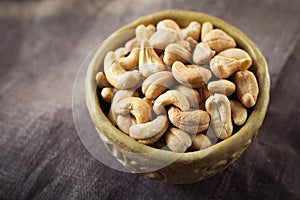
[85,9,270,162]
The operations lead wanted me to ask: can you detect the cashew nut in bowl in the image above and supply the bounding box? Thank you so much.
[117,48,140,71]
[139,39,165,77]
[174,40,191,52]
[205,93,233,140]
[129,115,169,140]
[142,71,175,100]
[186,36,198,50]
[101,87,114,104]
[165,127,192,153]
[234,70,259,108]
[125,37,139,53]
[218,48,252,70]
[116,114,134,135]
[201,21,213,42]
[193,42,215,64]
[168,106,210,134]
[114,97,151,124]
[207,79,236,96]
[179,21,201,41]
[191,133,212,150]
[156,19,180,32]
[173,85,201,109]
[136,24,156,43]
[96,72,111,89]
[172,61,212,88]
[153,90,190,115]
[149,27,178,50]
[230,100,248,126]
[163,43,191,66]
[203,29,236,52]
[104,51,141,89]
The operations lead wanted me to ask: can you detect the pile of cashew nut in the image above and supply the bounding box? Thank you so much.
[96,19,259,153]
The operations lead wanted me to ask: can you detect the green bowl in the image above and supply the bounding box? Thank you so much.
[85,10,270,184]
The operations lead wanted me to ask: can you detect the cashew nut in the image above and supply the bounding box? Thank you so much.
[234,70,259,108]
[168,106,210,134]
[114,97,151,124]
[179,21,201,41]
[193,42,216,64]
[153,90,190,115]
[157,19,180,32]
[173,85,201,109]
[125,37,139,53]
[230,100,248,126]
[104,51,141,89]
[101,87,114,104]
[218,48,252,71]
[201,21,213,42]
[116,114,134,134]
[129,115,168,140]
[203,29,236,52]
[186,36,198,50]
[118,48,140,71]
[96,72,112,89]
[205,94,233,140]
[207,79,236,96]
[191,133,212,150]
[136,24,156,43]
[163,43,191,66]
[172,61,212,88]
[165,127,192,153]
[142,71,175,100]
[174,40,191,52]
[149,26,178,50]
[139,39,165,77]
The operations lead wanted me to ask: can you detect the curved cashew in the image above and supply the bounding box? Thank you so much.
[234,70,259,108]
[193,42,216,64]
[116,114,134,135]
[173,85,201,109]
[201,22,213,42]
[129,115,168,140]
[149,24,178,50]
[108,90,139,125]
[210,55,247,78]
[139,39,165,77]
[153,90,190,115]
[118,48,140,71]
[125,37,139,53]
[218,48,252,71]
[230,100,248,126]
[207,79,236,96]
[165,127,192,153]
[168,106,210,134]
[205,94,233,140]
[172,61,212,88]
[142,71,175,100]
[179,21,201,41]
[96,72,112,89]
[203,29,236,52]
[163,43,191,66]
[191,133,212,150]
[101,87,114,104]
[114,97,151,124]
[104,51,140,89]
[136,24,155,43]
[156,19,180,31]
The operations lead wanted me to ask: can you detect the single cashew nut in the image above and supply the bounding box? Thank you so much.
[153,90,190,115]
[104,51,140,89]
[205,94,233,140]
[96,72,112,89]
[163,43,192,66]
[129,115,168,140]
[139,39,165,77]
[136,24,156,43]
[172,61,212,88]
[118,48,140,71]
[116,114,134,135]
[149,29,178,50]
[234,70,259,108]
[101,87,114,104]
[210,55,245,78]
[142,71,175,100]
[179,21,201,41]
[193,42,216,64]
[173,85,201,109]
[157,19,180,32]
[207,79,236,96]
[108,90,139,125]
[203,29,236,52]
[165,127,192,153]
[168,106,210,134]
[201,22,213,42]
[218,48,252,71]
[114,97,151,124]
[230,100,248,126]
[191,133,212,150]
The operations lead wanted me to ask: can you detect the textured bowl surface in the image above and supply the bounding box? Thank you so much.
[85,9,270,184]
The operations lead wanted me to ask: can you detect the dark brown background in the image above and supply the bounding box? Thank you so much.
[0,0,299,199]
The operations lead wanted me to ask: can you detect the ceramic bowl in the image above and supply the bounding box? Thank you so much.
[85,10,270,184]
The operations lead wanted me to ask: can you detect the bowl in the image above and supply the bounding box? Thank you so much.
[85,10,270,184]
